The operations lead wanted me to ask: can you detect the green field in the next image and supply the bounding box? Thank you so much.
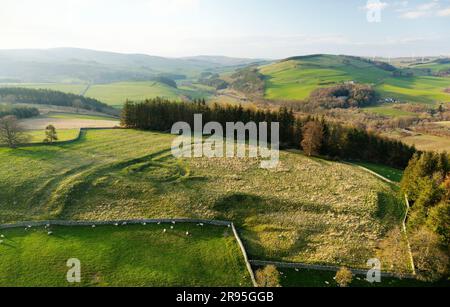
[355,162,404,183]
[259,55,450,105]
[0,82,213,108]
[363,104,416,117]
[25,129,80,143]
[85,82,182,107]
[0,83,87,95]
[375,76,450,105]
[0,129,409,272]
[279,268,450,287]
[0,224,251,287]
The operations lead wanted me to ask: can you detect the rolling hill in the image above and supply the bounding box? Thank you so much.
[259,54,450,105]
[0,48,263,83]
[0,129,410,271]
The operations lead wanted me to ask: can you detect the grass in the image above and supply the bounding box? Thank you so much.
[375,76,450,105]
[24,129,80,143]
[278,268,450,287]
[259,55,450,105]
[355,162,404,183]
[363,104,416,117]
[0,129,410,273]
[47,112,117,121]
[384,130,450,152]
[0,224,252,287]
[85,82,182,107]
[0,83,87,95]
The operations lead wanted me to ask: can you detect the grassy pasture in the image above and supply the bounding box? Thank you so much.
[363,104,416,117]
[0,224,251,287]
[85,82,182,107]
[25,129,80,143]
[0,129,409,272]
[354,162,403,183]
[384,130,450,152]
[259,55,450,105]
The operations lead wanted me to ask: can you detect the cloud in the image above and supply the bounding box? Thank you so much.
[437,7,450,16]
[398,0,450,19]
[364,0,389,11]
[146,0,201,14]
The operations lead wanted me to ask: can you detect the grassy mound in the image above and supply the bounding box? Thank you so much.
[0,224,251,287]
[0,129,409,271]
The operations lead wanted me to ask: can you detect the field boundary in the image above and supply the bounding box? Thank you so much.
[403,195,417,276]
[0,127,123,148]
[0,218,258,287]
[249,260,415,279]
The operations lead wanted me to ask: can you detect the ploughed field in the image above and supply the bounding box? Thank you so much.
[0,129,410,272]
[0,224,251,287]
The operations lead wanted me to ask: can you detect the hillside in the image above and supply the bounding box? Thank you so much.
[0,129,410,271]
[259,55,450,105]
[0,48,262,83]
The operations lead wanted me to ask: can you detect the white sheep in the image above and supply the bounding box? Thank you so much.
[142,222,147,226]
[0,240,3,244]
[163,229,167,233]
[48,231,53,235]
[170,226,174,230]
[114,223,119,226]
[0,235,4,238]
[172,221,176,225]
[186,232,190,236]
[92,225,96,228]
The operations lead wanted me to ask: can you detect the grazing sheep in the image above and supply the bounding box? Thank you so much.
[122,222,127,226]
[114,223,119,226]
[199,223,204,227]
[48,232,53,236]
[186,232,190,236]
[295,269,299,272]
[172,221,176,225]
[170,226,174,230]
[163,229,167,233]
[157,222,161,225]
[142,222,147,226]
[0,235,4,238]
[92,225,96,228]
[0,240,3,244]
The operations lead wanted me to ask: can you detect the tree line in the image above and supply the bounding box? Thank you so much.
[121,98,416,168]
[400,152,449,281]
[0,105,39,119]
[0,87,118,116]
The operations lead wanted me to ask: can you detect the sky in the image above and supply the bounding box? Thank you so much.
[0,0,449,59]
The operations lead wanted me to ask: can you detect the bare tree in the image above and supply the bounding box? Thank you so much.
[0,115,28,148]
[301,121,324,156]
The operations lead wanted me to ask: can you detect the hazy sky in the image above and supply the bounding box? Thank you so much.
[0,0,449,58]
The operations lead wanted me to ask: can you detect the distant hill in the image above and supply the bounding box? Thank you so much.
[0,48,263,84]
[258,54,450,105]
